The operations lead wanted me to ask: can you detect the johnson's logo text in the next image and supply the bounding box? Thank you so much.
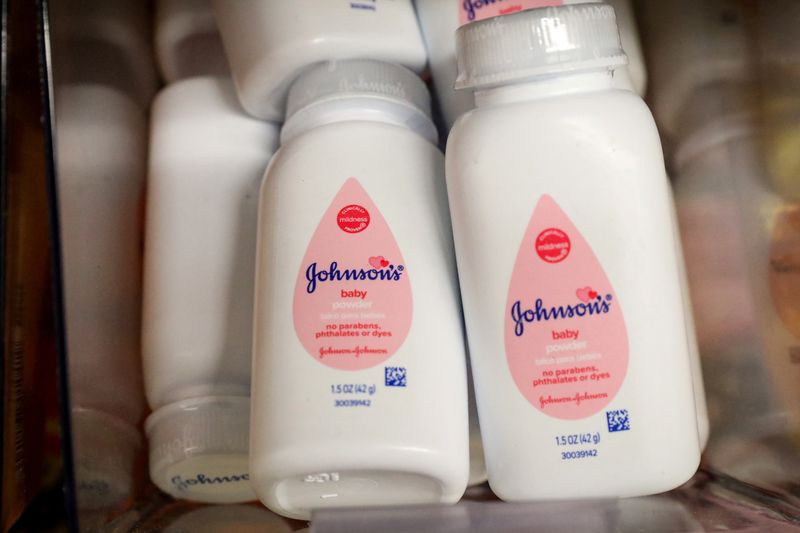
[306,258,405,294]
[171,473,249,491]
[511,290,613,337]
[462,0,514,21]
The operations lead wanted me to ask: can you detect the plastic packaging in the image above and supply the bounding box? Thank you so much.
[141,76,280,503]
[211,0,427,121]
[154,0,229,83]
[446,5,700,500]
[55,84,148,510]
[251,59,469,519]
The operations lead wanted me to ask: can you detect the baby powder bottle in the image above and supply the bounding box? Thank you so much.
[415,0,644,131]
[155,0,229,83]
[212,0,427,121]
[55,84,148,510]
[446,4,700,500]
[251,59,469,519]
[142,77,280,503]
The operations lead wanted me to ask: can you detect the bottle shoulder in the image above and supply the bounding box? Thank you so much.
[449,90,660,157]
[273,121,442,168]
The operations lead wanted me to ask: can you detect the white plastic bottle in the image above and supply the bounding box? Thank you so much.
[446,5,700,500]
[212,0,427,121]
[55,84,148,510]
[415,0,645,131]
[142,77,280,503]
[252,59,469,519]
[155,0,229,83]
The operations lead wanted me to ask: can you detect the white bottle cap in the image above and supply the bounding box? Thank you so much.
[287,59,432,119]
[145,396,256,504]
[455,4,627,90]
[71,407,142,510]
[283,59,437,145]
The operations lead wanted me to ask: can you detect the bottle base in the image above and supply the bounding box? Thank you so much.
[263,469,448,520]
[488,459,700,503]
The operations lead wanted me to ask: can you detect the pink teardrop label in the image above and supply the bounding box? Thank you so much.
[293,178,412,371]
[459,0,565,26]
[505,195,629,420]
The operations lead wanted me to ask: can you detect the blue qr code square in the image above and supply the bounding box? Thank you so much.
[606,409,631,433]
[385,367,407,387]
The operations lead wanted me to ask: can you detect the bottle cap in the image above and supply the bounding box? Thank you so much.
[145,396,255,504]
[455,4,627,90]
[71,408,143,510]
[286,59,432,121]
[283,59,437,144]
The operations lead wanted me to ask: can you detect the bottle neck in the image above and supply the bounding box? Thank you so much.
[280,97,438,146]
[474,69,617,108]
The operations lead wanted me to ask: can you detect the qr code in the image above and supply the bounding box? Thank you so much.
[385,367,407,387]
[606,409,631,433]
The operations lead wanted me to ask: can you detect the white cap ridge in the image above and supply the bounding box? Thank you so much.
[286,59,432,120]
[145,395,256,504]
[281,59,438,145]
[455,3,627,90]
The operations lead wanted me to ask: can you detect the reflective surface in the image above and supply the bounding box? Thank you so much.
[314,474,800,532]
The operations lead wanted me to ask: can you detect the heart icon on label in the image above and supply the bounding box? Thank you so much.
[369,256,387,269]
[576,287,594,303]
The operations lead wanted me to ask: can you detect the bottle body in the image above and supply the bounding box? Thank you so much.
[446,78,700,500]
[142,77,279,502]
[143,76,278,408]
[252,121,469,519]
[212,0,427,121]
